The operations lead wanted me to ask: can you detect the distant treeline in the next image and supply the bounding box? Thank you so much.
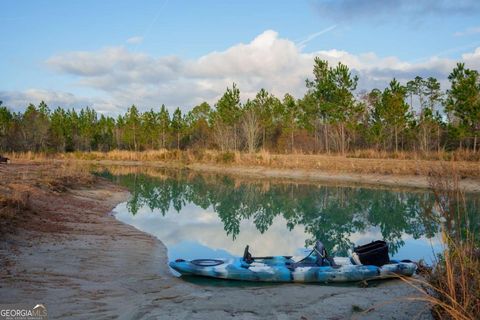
[0,59,479,153]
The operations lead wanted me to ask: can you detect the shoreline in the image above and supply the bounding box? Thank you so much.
[57,158,480,193]
[0,163,433,319]
[189,163,480,193]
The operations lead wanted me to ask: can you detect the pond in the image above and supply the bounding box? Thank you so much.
[96,166,478,268]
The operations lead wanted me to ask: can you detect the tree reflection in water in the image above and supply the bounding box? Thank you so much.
[95,167,477,255]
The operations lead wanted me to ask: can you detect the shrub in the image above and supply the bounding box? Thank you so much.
[217,151,235,163]
[409,165,480,320]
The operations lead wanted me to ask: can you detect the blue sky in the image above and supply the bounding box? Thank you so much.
[1,0,480,113]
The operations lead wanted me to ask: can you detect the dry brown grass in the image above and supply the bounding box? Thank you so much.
[0,184,32,220]
[347,149,480,162]
[403,165,479,320]
[40,163,95,192]
[5,149,480,178]
[0,162,95,222]
[6,151,54,161]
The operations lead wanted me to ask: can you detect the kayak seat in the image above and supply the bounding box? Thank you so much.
[243,245,253,264]
[288,241,340,270]
[243,245,293,264]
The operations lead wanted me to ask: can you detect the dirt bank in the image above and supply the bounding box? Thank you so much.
[0,163,432,319]
[188,163,480,193]
[62,158,480,193]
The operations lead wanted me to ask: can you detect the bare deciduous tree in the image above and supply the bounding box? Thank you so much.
[242,107,260,153]
[213,121,235,151]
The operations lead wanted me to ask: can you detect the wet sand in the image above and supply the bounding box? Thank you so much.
[0,164,433,319]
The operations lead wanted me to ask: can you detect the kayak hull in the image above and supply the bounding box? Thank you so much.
[169,256,416,283]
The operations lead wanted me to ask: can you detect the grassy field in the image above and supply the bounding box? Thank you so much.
[5,149,480,178]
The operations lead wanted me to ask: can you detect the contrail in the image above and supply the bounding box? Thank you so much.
[134,0,169,52]
[296,25,337,49]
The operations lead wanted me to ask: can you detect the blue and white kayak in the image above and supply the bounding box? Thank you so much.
[169,256,417,283]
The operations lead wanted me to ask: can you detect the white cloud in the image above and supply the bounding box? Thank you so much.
[461,47,480,69]
[126,36,144,44]
[47,47,181,81]
[454,26,480,37]
[3,30,480,113]
[0,89,121,114]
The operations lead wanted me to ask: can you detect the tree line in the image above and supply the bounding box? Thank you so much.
[0,59,479,154]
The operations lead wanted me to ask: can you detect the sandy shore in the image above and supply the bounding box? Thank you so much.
[65,159,480,193]
[189,163,480,193]
[0,164,433,319]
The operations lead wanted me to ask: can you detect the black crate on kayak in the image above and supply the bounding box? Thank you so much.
[354,240,390,266]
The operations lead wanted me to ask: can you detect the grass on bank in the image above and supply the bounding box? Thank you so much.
[6,148,480,161]
[405,165,479,320]
[5,149,480,177]
[0,162,94,222]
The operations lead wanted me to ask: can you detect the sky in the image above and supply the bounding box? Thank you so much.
[1,0,480,114]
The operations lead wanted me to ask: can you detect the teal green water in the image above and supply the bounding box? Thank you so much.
[97,167,478,265]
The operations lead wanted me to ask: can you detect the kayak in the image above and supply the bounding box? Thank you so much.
[169,256,417,283]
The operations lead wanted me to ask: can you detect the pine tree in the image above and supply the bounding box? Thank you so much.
[446,63,480,151]
[125,105,141,151]
[171,108,184,150]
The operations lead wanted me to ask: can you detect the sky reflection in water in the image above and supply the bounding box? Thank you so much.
[97,167,470,264]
